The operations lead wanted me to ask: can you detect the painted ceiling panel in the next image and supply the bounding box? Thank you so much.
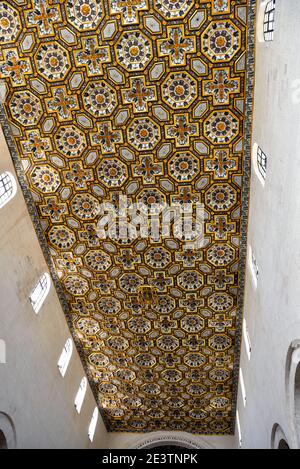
[0,0,255,433]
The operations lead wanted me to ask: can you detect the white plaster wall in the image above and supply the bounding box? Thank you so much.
[0,128,109,449]
[237,0,300,449]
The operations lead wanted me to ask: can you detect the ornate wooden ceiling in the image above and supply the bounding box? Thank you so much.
[0,0,255,433]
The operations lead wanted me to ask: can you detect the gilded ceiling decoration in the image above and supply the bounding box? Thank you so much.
[0,0,255,433]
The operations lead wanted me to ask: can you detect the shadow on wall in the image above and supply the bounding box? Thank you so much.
[0,430,7,449]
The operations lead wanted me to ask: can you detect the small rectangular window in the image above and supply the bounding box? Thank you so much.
[88,407,99,442]
[257,146,267,181]
[239,368,247,407]
[29,273,51,314]
[264,0,276,42]
[74,377,87,414]
[0,172,16,209]
[243,319,252,360]
[57,339,73,377]
[248,246,259,289]
[236,411,243,448]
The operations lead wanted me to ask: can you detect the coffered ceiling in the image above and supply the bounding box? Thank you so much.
[0,0,255,433]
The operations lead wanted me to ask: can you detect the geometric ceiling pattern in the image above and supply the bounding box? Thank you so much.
[0,0,255,433]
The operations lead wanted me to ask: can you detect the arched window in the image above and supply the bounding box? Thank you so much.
[248,245,259,289]
[57,338,73,377]
[0,339,6,364]
[74,377,87,414]
[243,319,252,360]
[236,411,242,448]
[0,171,17,209]
[264,0,276,42]
[278,439,290,449]
[0,430,7,449]
[29,273,51,314]
[239,368,247,407]
[88,407,98,442]
[271,423,290,449]
[252,143,267,186]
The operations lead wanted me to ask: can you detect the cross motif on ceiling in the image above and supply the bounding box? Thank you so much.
[63,162,94,190]
[204,149,238,178]
[92,275,116,294]
[171,186,199,206]
[122,76,156,113]
[158,25,196,67]
[208,315,233,333]
[91,121,123,154]
[133,155,163,184]
[78,223,101,247]
[70,298,95,315]
[149,272,173,292]
[175,248,202,267]
[75,37,111,76]
[109,0,148,25]
[115,249,141,270]
[206,215,236,240]
[0,49,31,86]
[26,0,61,36]
[20,130,52,161]
[208,269,235,290]
[56,252,83,273]
[183,336,205,351]
[45,86,79,121]
[200,0,231,15]
[160,354,180,367]
[40,196,67,222]
[179,293,204,312]
[155,317,177,333]
[165,114,199,147]
[203,68,240,105]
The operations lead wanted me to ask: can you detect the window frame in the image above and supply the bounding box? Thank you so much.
[74,377,87,414]
[0,339,6,364]
[57,338,73,377]
[88,407,99,442]
[243,319,252,361]
[252,143,267,186]
[257,145,267,183]
[236,411,243,448]
[264,0,276,42]
[248,245,259,289]
[239,368,247,407]
[0,171,17,209]
[29,273,51,314]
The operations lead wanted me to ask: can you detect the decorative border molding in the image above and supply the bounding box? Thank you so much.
[131,432,212,449]
[230,0,257,435]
